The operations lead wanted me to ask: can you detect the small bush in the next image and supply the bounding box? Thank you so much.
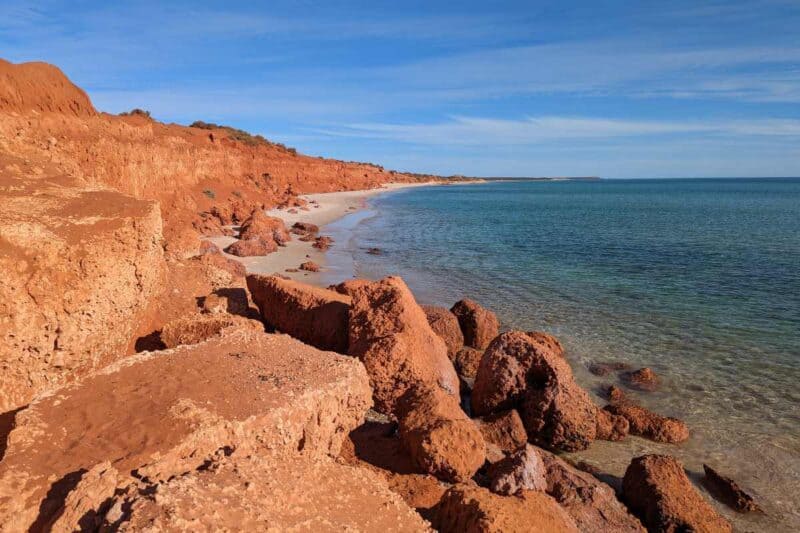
[120,108,151,118]
[202,189,216,199]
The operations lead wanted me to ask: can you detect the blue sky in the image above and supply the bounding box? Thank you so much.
[2,1,799,177]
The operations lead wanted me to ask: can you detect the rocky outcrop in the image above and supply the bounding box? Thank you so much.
[432,484,579,533]
[0,59,96,116]
[105,454,430,532]
[291,221,319,235]
[486,444,547,495]
[348,276,460,415]
[472,331,597,451]
[702,464,761,513]
[623,455,732,533]
[538,449,645,532]
[240,210,290,244]
[422,305,465,360]
[0,168,164,412]
[397,387,486,482]
[247,274,350,352]
[328,278,372,296]
[159,313,263,348]
[0,330,373,531]
[451,298,500,349]
[224,236,278,256]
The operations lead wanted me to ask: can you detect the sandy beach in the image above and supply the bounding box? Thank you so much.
[207,182,445,285]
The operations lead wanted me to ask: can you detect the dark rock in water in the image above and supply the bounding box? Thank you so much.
[702,464,762,513]
[588,361,632,376]
[299,261,321,272]
[623,455,731,533]
[622,367,658,391]
[366,247,382,255]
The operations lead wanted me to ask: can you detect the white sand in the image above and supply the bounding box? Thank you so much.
[207,182,445,285]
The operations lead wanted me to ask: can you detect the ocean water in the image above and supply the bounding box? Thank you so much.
[324,178,800,531]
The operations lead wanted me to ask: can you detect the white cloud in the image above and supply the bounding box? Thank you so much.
[311,116,800,146]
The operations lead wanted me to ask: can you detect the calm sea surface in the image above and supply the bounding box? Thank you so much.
[323,178,800,532]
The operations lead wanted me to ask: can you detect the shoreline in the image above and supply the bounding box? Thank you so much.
[207,181,466,285]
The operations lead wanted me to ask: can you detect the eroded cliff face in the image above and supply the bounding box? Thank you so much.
[0,58,435,411]
[0,155,164,412]
[0,59,436,258]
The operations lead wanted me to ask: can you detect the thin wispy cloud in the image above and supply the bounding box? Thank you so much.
[1,0,797,177]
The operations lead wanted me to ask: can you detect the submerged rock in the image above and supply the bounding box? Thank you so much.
[451,298,500,350]
[595,407,630,441]
[622,367,659,391]
[703,464,762,513]
[604,402,688,444]
[623,455,732,533]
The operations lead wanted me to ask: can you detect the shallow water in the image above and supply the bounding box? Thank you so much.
[326,178,800,531]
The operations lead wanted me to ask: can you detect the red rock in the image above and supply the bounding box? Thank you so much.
[397,387,486,482]
[348,276,460,415]
[422,305,465,359]
[487,444,547,495]
[200,292,247,316]
[240,210,290,245]
[160,313,263,348]
[455,347,483,379]
[622,367,659,391]
[525,331,564,358]
[312,235,333,251]
[595,407,630,441]
[702,464,761,513]
[247,274,350,352]
[472,331,597,451]
[450,298,500,349]
[539,448,645,533]
[291,221,319,235]
[199,239,220,254]
[328,279,372,296]
[432,484,579,533]
[475,410,528,455]
[299,261,321,272]
[623,455,732,533]
[604,400,689,444]
[193,247,247,279]
[224,237,278,257]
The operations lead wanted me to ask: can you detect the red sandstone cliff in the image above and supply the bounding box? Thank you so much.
[0,59,443,410]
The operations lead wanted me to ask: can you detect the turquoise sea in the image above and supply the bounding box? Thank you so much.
[323,178,800,531]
